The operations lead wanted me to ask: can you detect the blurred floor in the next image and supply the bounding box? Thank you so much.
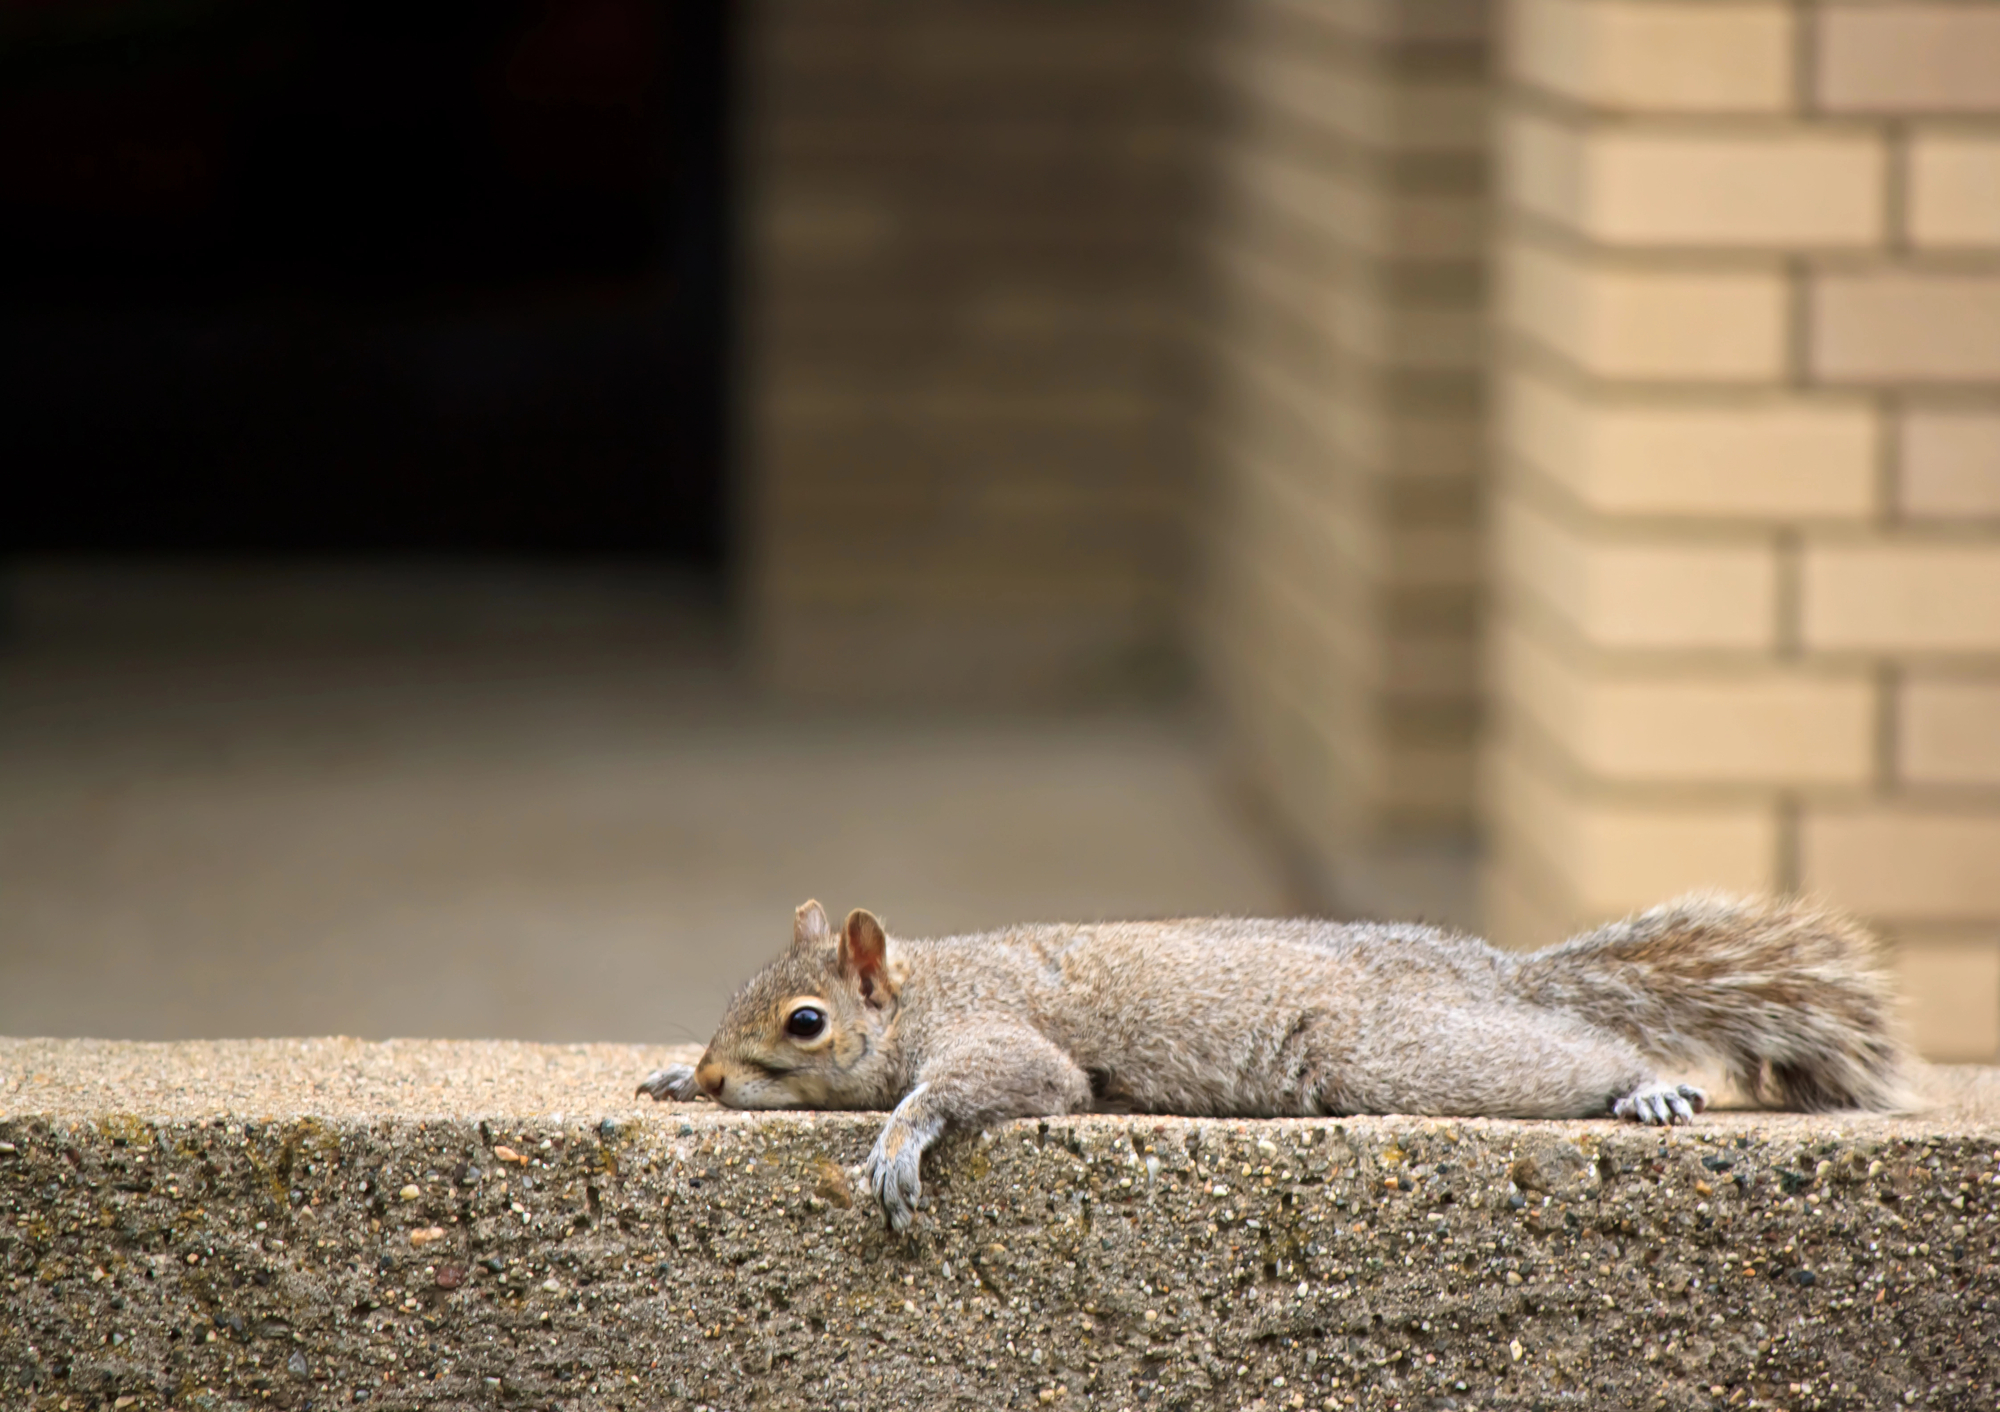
[0,564,1296,1044]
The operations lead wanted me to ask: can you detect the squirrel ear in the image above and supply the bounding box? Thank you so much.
[839,908,894,1003]
[793,900,832,950]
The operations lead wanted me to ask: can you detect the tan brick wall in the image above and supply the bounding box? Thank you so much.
[1488,0,2000,1061]
[743,0,1209,702]
[1199,0,1490,923]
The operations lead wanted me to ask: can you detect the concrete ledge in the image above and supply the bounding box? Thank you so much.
[5,1040,2000,1412]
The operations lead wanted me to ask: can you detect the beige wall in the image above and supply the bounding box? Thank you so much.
[742,0,2000,1059]
[1199,0,1492,923]
[742,0,1211,703]
[1485,0,2000,1061]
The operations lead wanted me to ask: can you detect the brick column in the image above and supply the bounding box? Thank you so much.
[743,0,1208,703]
[1487,0,2000,1061]
[1200,0,1492,923]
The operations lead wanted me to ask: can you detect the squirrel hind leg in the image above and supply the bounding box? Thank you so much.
[1613,1080,1707,1126]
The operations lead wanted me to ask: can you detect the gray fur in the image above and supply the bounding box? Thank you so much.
[651,894,1909,1230]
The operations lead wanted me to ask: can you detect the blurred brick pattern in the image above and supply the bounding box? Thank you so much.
[743,0,1210,702]
[1486,0,2000,1061]
[1198,0,1491,922]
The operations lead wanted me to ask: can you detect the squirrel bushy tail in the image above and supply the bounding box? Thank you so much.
[1508,893,1911,1113]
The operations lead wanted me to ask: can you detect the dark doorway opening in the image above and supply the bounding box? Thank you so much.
[0,0,731,563]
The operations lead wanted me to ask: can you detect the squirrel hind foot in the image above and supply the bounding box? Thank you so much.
[1613,1081,1707,1126]
[636,1063,703,1103]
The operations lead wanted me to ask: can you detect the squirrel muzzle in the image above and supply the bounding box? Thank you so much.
[693,1058,726,1101]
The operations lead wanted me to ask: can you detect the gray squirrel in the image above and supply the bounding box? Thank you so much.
[640,894,1908,1231]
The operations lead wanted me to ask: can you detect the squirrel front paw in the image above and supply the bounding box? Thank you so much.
[862,1084,944,1233]
[863,1125,925,1233]
[1613,1081,1707,1126]
[635,1064,702,1103]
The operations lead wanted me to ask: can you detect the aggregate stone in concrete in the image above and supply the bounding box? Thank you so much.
[4,1040,2000,1412]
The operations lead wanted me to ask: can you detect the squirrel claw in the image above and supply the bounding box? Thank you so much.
[636,1064,703,1103]
[865,1139,923,1233]
[863,1095,936,1234]
[1614,1081,1707,1127]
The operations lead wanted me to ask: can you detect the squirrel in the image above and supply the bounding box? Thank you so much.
[638,893,1909,1231]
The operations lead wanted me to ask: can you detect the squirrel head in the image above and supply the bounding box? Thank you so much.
[691,899,906,1110]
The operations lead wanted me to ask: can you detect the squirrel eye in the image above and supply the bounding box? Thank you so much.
[785,1006,827,1040]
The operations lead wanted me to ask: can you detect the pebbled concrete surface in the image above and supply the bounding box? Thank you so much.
[5,1040,2000,1412]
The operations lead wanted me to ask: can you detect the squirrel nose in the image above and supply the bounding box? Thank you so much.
[693,1062,724,1099]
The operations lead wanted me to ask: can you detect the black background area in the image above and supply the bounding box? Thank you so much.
[0,0,732,561]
